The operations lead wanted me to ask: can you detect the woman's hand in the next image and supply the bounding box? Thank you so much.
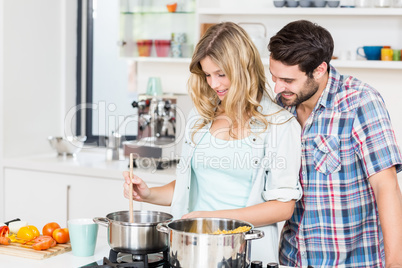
[123,171,151,202]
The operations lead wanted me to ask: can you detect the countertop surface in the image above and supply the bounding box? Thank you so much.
[0,231,291,268]
[2,148,177,184]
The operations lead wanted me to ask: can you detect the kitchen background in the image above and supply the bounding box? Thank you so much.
[1,0,402,224]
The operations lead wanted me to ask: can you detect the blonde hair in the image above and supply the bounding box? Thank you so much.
[188,22,272,140]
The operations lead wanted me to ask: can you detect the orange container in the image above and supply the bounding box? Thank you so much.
[136,40,153,57]
[166,2,177,12]
[381,47,393,61]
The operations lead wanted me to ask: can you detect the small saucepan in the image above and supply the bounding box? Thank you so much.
[94,210,173,254]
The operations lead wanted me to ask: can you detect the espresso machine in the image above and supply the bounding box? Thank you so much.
[123,94,181,169]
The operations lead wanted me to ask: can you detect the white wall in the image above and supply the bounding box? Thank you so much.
[2,0,76,158]
[0,0,5,220]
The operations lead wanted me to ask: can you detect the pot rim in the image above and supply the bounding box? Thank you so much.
[165,217,254,236]
[105,210,174,227]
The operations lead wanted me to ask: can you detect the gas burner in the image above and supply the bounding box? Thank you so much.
[81,249,169,268]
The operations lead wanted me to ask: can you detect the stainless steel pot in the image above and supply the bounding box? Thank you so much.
[94,210,173,254]
[157,218,264,268]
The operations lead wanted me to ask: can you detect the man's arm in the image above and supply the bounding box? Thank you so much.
[369,166,402,268]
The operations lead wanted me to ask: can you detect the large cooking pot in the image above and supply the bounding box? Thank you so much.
[157,218,264,268]
[93,210,173,254]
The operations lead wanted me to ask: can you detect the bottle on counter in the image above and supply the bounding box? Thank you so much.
[267,263,279,268]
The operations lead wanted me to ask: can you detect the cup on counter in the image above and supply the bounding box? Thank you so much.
[356,46,382,60]
[68,219,98,257]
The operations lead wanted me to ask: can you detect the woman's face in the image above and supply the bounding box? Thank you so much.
[200,56,231,101]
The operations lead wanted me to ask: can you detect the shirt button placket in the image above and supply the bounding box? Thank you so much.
[299,228,308,267]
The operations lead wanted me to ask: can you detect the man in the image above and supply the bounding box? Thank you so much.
[268,20,402,267]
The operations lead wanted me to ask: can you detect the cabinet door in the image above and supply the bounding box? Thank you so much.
[67,175,141,220]
[4,169,68,228]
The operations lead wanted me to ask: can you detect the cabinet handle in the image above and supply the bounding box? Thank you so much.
[66,185,71,224]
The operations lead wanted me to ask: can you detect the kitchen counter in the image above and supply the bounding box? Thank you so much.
[0,231,291,268]
[2,148,177,184]
[0,231,112,268]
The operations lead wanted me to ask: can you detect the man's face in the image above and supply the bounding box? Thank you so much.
[269,58,319,107]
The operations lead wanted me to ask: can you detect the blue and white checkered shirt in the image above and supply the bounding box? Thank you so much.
[277,65,402,268]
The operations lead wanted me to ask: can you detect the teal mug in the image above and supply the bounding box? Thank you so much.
[356,46,383,60]
[146,77,163,96]
[68,218,98,257]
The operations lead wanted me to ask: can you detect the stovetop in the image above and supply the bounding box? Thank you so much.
[80,249,170,268]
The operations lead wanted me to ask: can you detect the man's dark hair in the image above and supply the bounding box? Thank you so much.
[268,20,334,78]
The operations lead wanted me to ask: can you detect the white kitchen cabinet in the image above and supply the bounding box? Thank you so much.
[3,168,170,229]
[4,169,69,228]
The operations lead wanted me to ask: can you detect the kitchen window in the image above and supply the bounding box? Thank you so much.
[76,0,138,146]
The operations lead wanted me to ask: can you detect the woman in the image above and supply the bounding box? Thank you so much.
[123,22,302,263]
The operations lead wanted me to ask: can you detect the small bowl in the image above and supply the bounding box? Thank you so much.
[327,0,340,6]
[286,0,300,7]
[299,0,312,7]
[48,136,87,156]
[313,0,327,6]
[273,0,286,7]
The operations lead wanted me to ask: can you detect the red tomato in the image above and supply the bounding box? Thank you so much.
[52,228,69,244]
[42,222,60,237]
[32,235,56,250]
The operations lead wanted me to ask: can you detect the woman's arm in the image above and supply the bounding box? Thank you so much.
[181,200,295,227]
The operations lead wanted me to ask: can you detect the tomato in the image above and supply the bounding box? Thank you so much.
[17,225,40,241]
[42,222,60,237]
[52,228,69,244]
[32,235,56,250]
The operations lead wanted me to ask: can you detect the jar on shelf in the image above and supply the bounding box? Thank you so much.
[393,0,402,6]
[136,40,153,57]
[381,46,393,61]
[355,0,373,7]
[374,0,391,6]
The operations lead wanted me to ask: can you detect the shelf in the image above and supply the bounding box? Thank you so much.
[129,57,402,69]
[121,11,195,15]
[197,7,402,16]
[262,58,402,69]
[127,57,192,63]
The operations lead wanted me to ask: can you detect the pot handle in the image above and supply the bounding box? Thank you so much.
[156,222,169,234]
[93,217,110,227]
[244,229,265,241]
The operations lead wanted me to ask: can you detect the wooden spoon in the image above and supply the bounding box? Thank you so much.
[129,153,134,223]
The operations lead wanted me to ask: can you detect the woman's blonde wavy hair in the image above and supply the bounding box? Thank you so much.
[188,22,272,140]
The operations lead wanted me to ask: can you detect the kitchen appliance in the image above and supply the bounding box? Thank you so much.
[91,210,173,268]
[156,218,265,268]
[123,94,185,170]
[87,215,265,268]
